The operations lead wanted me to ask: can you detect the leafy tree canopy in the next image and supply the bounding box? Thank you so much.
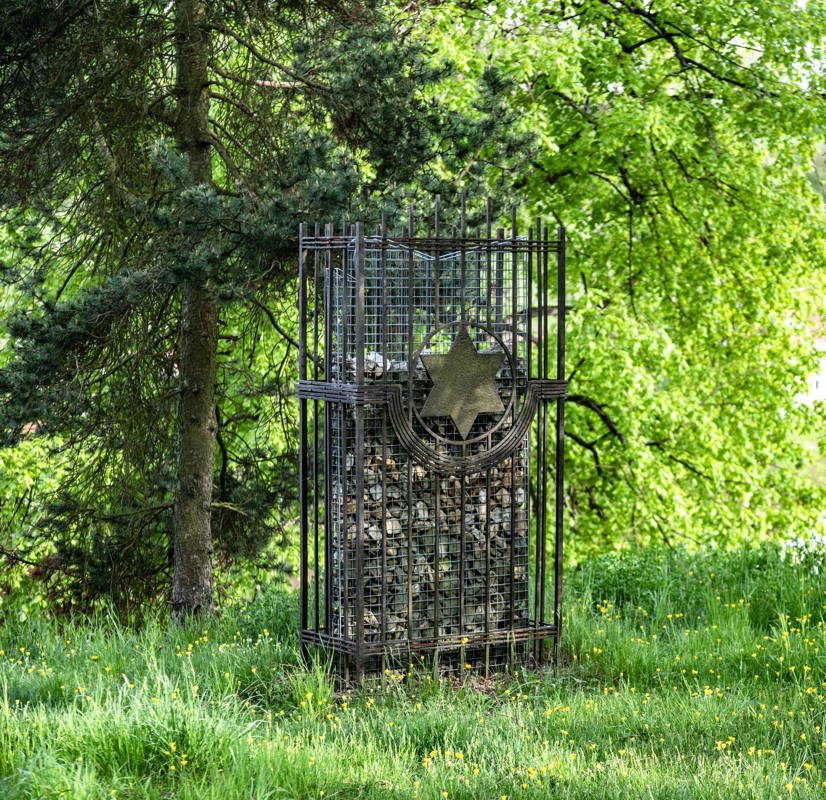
[419,0,826,554]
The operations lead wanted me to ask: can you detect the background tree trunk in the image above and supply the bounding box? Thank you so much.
[171,0,217,618]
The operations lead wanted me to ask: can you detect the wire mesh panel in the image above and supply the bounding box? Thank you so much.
[297,198,566,684]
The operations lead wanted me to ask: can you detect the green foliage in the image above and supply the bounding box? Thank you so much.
[2,544,826,797]
[0,1,515,612]
[0,437,62,619]
[421,0,826,554]
[3,0,826,614]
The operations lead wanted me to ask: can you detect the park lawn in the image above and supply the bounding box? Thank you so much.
[2,546,826,799]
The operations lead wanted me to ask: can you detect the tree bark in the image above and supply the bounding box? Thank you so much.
[171,0,217,618]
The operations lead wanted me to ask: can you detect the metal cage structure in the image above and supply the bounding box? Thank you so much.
[297,198,566,684]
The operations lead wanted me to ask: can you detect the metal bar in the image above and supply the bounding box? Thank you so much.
[353,221,366,682]
[312,222,321,635]
[406,208,416,657]
[313,222,321,375]
[484,198,495,671]
[434,478,441,645]
[535,215,546,661]
[434,195,441,327]
[459,262,469,606]
[535,217,542,378]
[527,226,533,379]
[509,210,517,638]
[496,228,505,326]
[339,227,349,647]
[484,465,491,675]
[510,206,518,332]
[432,201,441,649]
[475,224,482,321]
[355,222,365,383]
[459,473,466,644]
[485,197,495,674]
[301,235,557,252]
[297,377,564,403]
[380,212,389,652]
[460,188,466,315]
[525,225,537,662]
[543,223,549,381]
[302,621,558,655]
[554,225,566,661]
[323,222,333,634]
[529,228,539,660]
[538,224,549,634]
[486,198,493,328]
[298,222,309,665]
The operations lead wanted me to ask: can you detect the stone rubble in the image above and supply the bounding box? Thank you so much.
[329,365,531,644]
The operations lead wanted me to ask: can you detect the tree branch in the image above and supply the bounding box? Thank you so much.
[566,429,603,474]
[248,297,300,350]
[621,33,675,54]
[90,113,139,208]
[647,440,714,481]
[566,394,626,443]
[208,25,330,92]
[209,133,260,204]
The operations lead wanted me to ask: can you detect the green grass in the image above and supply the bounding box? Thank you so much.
[3,544,826,798]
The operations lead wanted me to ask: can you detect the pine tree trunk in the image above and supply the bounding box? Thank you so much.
[171,0,216,618]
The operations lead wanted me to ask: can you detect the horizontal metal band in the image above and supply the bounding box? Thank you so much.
[296,378,566,476]
[300,622,558,657]
[297,378,565,402]
[299,235,562,254]
[296,380,394,403]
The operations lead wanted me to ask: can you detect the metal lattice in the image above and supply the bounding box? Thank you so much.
[297,198,566,684]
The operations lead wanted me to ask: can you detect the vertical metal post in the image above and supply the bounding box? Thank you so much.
[430,202,441,653]
[380,212,389,660]
[323,222,333,636]
[298,222,309,665]
[527,226,537,664]
[509,209,518,651]
[493,226,509,635]
[527,227,533,379]
[459,472,466,658]
[353,221,366,682]
[339,224,350,649]
[485,198,493,326]
[312,223,321,636]
[458,191,467,658]
[434,195,441,328]
[538,223,549,648]
[554,226,566,661]
[484,199,493,675]
[460,188,467,315]
[484,463,491,674]
[495,227,505,327]
[406,207,416,663]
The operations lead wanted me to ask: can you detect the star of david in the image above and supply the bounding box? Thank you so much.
[420,325,505,439]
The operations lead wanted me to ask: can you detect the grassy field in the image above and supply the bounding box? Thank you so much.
[3,544,826,799]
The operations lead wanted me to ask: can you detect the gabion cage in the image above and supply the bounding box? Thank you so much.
[297,198,566,684]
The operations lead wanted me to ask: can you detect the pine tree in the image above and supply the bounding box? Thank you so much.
[0,0,509,615]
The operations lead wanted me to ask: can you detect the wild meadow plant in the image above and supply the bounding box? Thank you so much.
[2,544,826,799]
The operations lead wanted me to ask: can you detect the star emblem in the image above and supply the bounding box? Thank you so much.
[420,325,505,439]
